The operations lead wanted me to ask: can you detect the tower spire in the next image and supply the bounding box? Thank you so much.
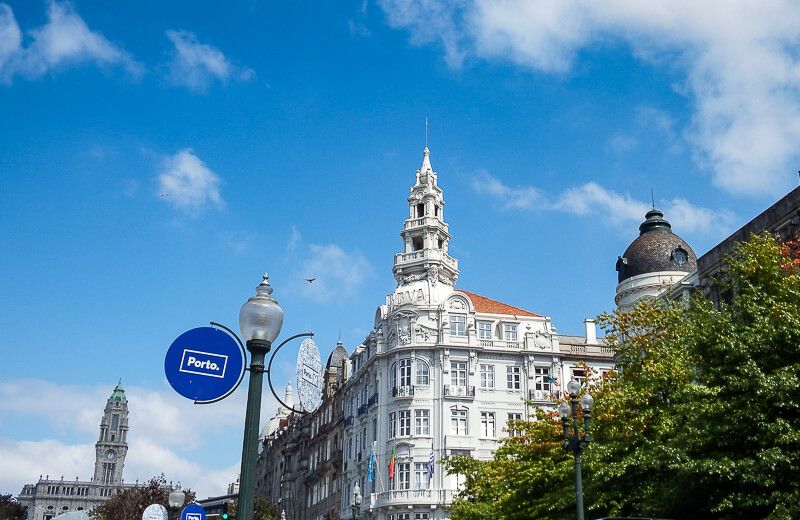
[392,146,459,292]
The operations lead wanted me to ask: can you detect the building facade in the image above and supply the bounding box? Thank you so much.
[256,343,349,520]
[332,147,615,520]
[16,382,135,520]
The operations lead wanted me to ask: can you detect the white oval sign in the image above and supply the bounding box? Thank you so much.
[142,504,168,520]
[296,338,323,412]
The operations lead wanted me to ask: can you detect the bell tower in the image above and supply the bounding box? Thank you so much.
[392,147,459,291]
[93,381,129,486]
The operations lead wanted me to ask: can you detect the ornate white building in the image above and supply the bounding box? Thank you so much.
[16,382,135,520]
[336,148,615,520]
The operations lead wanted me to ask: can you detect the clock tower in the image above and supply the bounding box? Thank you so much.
[93,380,129,486]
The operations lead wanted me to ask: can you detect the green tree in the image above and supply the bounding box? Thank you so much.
[444,407,576,520]
[447,233,800,520]
[90,475,195,520]
[226,495,281,520]
[0,494,28,520]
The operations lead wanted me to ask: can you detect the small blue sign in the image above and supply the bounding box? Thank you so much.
[165,326,245,404]
[180,502,206,520]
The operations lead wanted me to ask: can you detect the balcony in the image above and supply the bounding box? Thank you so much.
[478,339,523,349]
[368,392,379,407]
[392,385,415,398]
[393,249,458,270]
[374,489,458,508]
[403,216,449,232]
[344,416,354,427]
[443,385,475,398]
[528,389,554,402]
[357,404,369,416]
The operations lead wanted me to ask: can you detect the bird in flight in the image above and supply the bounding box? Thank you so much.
[160,193,169,198]
[306,277,316,283]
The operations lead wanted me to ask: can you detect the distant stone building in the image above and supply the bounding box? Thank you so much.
[16,382,136,520]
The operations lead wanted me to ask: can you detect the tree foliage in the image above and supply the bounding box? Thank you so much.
[446,233,800,520]
[226,495,281,520]
[90,475,195,520]
[0,494,28,520]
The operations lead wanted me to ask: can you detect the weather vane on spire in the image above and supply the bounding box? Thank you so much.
[425,117,429,148]
[650,188,656,209]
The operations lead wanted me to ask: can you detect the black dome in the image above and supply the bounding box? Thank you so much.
[616,208,697,283]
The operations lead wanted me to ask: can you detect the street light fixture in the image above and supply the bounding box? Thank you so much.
[351,482,362,519]
[560,379,593,520]
[168,483,185,520]
[238,274,285,520]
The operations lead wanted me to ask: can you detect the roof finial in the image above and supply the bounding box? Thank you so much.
[650,188,655,209]
[425,117,428,149]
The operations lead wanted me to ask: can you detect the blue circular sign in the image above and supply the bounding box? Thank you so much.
[165,326,245,404]
[180,502,206,520]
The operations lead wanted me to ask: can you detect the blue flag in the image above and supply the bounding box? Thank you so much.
[427,449,435,478]
[367,447,376,483]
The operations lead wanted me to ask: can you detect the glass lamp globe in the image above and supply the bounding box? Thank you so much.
[581,392,594,411]
[168,483,185,509]
[566,379,581,396]
[239,274,284,343]
[558,401,570,419]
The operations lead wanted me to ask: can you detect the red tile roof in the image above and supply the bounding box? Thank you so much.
[459,290,542,318]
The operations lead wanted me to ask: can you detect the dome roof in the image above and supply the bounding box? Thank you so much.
[616,208,697,283]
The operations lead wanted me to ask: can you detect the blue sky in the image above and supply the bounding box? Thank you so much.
[2,0,800,497]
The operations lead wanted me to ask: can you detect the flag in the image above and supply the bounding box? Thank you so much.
[367,447,376,483]
[388,447,396,479]
[427,448,435,478]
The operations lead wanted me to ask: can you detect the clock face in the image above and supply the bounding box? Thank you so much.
[105,450,116,461]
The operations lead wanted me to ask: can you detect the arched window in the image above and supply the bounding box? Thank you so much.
[416,360,429,385]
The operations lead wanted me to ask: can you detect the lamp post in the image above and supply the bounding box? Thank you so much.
[351,482,362,519]
[238,274,285,520]
[168,483,185,520]
[559,379,593,520]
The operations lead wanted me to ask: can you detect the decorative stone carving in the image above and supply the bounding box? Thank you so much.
[442,349,450,373]
[449,297,467,310]
[468,351,477,375]
[427,265,439,287]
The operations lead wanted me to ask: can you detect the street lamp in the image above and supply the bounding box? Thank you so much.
[238,274,285,520]
[559,379,593,520]
[351,482,362,519]
[168,483,185,520]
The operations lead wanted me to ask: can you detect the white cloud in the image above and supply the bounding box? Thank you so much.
[298,244,374,303]
[378,0,800,196]
[608,134,637,155]
[0,380,282,498]
[166,30,254,92]
[473,172,733,235]
[158,149,224,214]
[0,1,140,83]
[470,170,541,209]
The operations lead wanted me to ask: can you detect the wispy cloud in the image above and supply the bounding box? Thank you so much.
[378,0,800,196]
[471,170,542,209]
[0,1,140,83]
[165,30,254,92]
[296,243,374,303]
[473,172,734,235]
[286,226,302,254]
[157,149,224,215]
